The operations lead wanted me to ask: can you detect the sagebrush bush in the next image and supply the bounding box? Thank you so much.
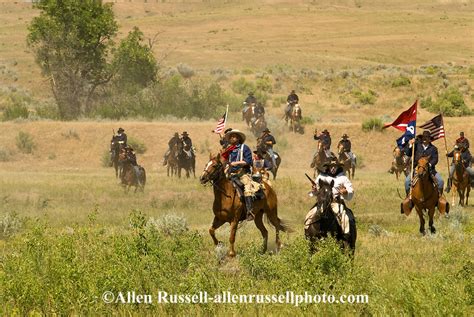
[0,147,12,161]
[231,77,256,95]
[362,118,383,132]
[3,103,29,121]
[16,131,36,154]
[352,89,377,105]
[391,76,411,87]
[101,150,111,168]
[0,211,22,239]
[420,87,471,117]
[35,101,60,120]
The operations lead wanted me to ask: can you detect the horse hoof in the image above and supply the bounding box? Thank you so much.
[430,227,436,234]
[228,251,236,257]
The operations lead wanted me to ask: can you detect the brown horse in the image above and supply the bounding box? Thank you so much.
[389,147,409,180]
[242,104,255,127]
[289,104,304,134]
[337,144,355,180]
[310,142,331,178]
[401,156,448,235]
[110,138,125,178]
[166,143,179,177]
[251,115,267,137]
[200,153,291,257]
[451,150,470,206]
[119,148,146,193]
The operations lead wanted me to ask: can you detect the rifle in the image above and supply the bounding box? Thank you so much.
[305,173,317,187]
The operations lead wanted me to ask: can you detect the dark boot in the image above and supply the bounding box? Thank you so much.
[244,196,255,221]
[445,178,451,193]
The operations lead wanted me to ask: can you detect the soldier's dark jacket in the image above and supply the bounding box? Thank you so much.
[447,148,472,168]
[287,93,299,104]
[405,141,439,172]
[338,139,351,152]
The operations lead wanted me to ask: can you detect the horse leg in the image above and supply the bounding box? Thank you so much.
[428,207,436,234]
[209,216,226,246]
[254,211,268,254]
[228,220,238,257]
[416,207,426,235]
[267,212,283,252]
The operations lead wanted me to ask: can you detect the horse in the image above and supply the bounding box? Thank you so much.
[389,147,409,180]
[337,144,356,180]
[310,141,331,178]
[199,153,291,257]
[304,179,356,255]
[262,151,281,180]
[289,104,304,134]
[166,143,179,177]
[251,115,267,137]
[451,150,470,206]
[110,138,125,178]
[401,156,449,235]
[177,143,196,178]
[118,148,146,193]
[242,103,255,127]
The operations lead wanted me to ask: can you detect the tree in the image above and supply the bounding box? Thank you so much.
[112,27,158,91]
[27,0,118,119]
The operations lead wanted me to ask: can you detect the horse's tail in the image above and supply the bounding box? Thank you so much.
[264,214,294,233]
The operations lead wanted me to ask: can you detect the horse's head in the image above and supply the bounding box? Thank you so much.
[393,147,401,157]
[416,156,431,178]
[316,178,334,214]
[338,143,344,154]
[200,153,224,184]
[453,150,462,165]
[118,147,128,162]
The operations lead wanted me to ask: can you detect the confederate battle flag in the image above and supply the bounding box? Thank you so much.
[383,100,418,148]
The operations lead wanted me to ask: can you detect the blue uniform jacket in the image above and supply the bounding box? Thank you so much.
[405,142,439,172]
[228,144,253,174]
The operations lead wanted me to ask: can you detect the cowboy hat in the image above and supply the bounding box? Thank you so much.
[117,127,124,133]
[262,128,270,133]
[342,134,349,139]
[422,130,433,141]
[182,131,189,136]
[224,129,246,143]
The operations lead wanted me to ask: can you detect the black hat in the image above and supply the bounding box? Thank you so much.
[342,134,349,139]
[322,129,329,134]
[262,128,270,133]
[182,131,189,136]
[118,127,124,133]
[422,130,433,141]
[248,91,254,96]
[223,128,233,134]
[291,90,296,93]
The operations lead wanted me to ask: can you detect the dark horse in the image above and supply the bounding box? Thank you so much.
[401,156,449,235]
[177,143,196,178]
[167,143,179,177]
[451,150,470,206]
[262,151,282,180]
[304,179,356,255]
[110,138,126,178]
[389,147,409,180]
[338,144,356,180]
[118,148,146,193]
[200,153,291,257]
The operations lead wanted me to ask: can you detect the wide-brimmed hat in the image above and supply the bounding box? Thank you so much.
[322,157,342,167]
[182,131,189,136]
[342,134,349,139]
[422,130,433,141]
[224,129,246,143]
[322,129,329,134]
[118,127,124,133]
[262,128,270,133]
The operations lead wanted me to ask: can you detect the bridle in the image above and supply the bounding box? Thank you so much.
[200,158,232,198]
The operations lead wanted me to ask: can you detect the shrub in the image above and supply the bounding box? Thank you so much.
[255,76,273,93]
[61,129,80,140]
[35,101,61,120]
[0,211,23,239]
[101,150,111,168]
[300,116,315,125]
[362,118,383,132]
[147,214,189,236]
[128,137,147,154]
[420,87,471,117]
[392,76,411,88]
[272,96,286,108]
[16,131,36,154]
[0,147,12,162]
[176,63,195,79]
[231,77,256,95]
[3,103,29,121]
[352,89,377,105]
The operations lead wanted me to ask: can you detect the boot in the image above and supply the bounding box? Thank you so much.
[445,178,451,193]
[244,196,255,221]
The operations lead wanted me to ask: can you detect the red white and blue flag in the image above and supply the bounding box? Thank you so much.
[213,109,227,134]
[419,114,445,141]
[383,100,418,148]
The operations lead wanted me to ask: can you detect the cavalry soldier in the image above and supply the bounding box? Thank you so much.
[115,127,128,146]
[456,132,470,150]
[163,132,181,165]
[219,128,233,149]
[257,128,277,169]
[254,102,265,119]
[307,157,354,239]
[337,134,355,165]
[445,144,474,193]
[224,129,255,221]
[404,131,444,197]
[123,146,143,186]
[314,129,332,156]
[181,131,195,159]
[242,92,257,120]
[285,90,299,122]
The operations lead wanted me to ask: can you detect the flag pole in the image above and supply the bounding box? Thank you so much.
[408,101,418,200]
[441,114,450,190]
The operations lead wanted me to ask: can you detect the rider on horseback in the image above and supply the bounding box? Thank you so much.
[445,143,474,193]
[224,129,255,221]
[181,131,195,159]
[306,156,354,239]
[163,132,181,166]
[257,128,276,169]
[404,131,444,197]
[123,146,142,186]
[337,134,355,166]
[285,90,299,122]
[115,127,127,146]
[110,127,127,167]
[456,132,470,150]
[314,129,332,157]
[242,92,257,120]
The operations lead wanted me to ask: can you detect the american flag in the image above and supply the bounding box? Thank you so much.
[213,110,227,134]
[419,114,445,140]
